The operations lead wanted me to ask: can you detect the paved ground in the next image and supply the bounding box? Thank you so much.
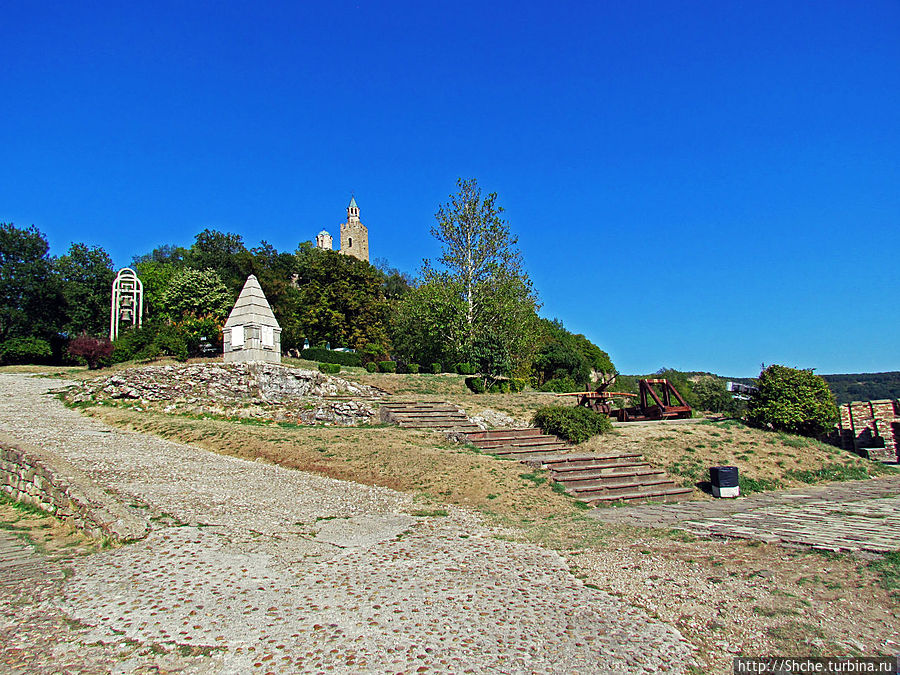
[590,476,900,554]
[0,374,696,674]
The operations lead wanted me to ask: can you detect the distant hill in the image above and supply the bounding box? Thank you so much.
[820,372,900,405]
[621,370,900,405]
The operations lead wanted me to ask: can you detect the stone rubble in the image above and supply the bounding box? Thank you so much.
[66,362,385,426]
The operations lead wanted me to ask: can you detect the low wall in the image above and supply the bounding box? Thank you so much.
[0,433,149,541]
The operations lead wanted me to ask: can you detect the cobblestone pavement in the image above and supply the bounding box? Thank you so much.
[0,374,697,674]
[589,475,900,553]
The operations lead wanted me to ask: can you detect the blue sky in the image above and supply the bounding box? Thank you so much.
[2,1,898,376]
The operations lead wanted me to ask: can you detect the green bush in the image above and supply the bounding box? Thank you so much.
[365,362,378,373]
[747,365,838,437]
[301,347,361,367]
[377,360,397,373]
[487,380,511,393]
[531,405,612,443]
[406,363,420,374]
[510,377,528,392]
[318,363,341,374]
[0,337,52,365]
[456,362,475,375]
[465,376,486,393]
[431,362,442,374]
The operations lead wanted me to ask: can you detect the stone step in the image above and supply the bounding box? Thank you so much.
[393,415,472,423]
[579,485,693,504]
[551,467,666,486]
[568,476,679,495]
[400,422,481,430]
[549,460,654,475]
[541,453,645,469]
[381,404,462,412]
[489,444,569,457]
[475,436,561,449]
[463,428,545,442]
[558,471,670,490]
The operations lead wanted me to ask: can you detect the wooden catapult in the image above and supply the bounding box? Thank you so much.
[557,375,692,422]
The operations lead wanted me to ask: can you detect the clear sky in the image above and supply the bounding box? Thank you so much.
[2,1,898,377]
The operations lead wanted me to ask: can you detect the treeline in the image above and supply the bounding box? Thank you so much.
[0,179,614,386]
[820,372,900,405]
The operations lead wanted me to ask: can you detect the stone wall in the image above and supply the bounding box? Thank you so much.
[0,433,149,541]
[825,399,900,463]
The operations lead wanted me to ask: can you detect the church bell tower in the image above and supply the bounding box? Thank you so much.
[339,196,369,263]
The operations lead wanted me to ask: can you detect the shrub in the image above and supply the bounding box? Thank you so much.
[531,405,612,444]
[747,365,838,437]
[487,380,511,393]
[406,363,420,374]
[365,362,378,373]
[301,347,361,367]
[0,337,52,365]
[377,360,396,373]
[510,377,528,392]
[465,376,486,393]
[456,362,475,375]
[67,334,114,369]
[318,363,341,374]
[431,362,442,374]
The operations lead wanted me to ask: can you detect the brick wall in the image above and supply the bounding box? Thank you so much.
[0,433,148,541]
[827,399,900,463]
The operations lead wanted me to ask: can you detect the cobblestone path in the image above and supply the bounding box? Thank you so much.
[0,374,696,674]
[589,475,900,553]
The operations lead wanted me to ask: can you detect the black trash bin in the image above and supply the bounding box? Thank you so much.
[710,465,740,498]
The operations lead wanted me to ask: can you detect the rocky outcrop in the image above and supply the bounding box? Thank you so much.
[67,363,385,426]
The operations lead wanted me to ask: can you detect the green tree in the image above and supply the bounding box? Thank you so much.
[159,268,233,321]
[0,223,64,344]
[533,319,615,391]
[56,243,115,336]
[413,178,540,376]
[186,229,251,293]
[747,365,838,436]
[292,247,391,351]
[692,375,734,413]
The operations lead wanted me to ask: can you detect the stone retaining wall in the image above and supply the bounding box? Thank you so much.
[0,433,149,541]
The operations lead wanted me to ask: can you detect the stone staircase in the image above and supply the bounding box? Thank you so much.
[538,453,693,504]
[379,401,481,432]
[379,402,693,505]
[458,429,692,505]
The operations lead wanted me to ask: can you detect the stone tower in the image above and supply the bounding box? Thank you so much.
[222,275,281,364]
[339,196,369,263]
[315,229,333,250]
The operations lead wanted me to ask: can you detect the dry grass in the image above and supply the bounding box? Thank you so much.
[84,405,579,520]
[578,419,894,497]
[0,495,110,557]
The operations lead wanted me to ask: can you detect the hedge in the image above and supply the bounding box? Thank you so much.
[0,337,52,365]
[317,363,341,374]
[531,405,612,444]
[365,362,378,373]
[406,363,420,374]
[431,362,442,374]
[301,347,361,367]
[377,361,397,373]
[456,362,475,375]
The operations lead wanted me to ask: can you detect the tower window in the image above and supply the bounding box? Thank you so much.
[348,237,353,247]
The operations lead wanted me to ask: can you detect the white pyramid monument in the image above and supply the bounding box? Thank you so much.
[223,275,282,364]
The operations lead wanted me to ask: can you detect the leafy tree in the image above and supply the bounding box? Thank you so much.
[56,243,115,336]
[186,229,251,293]
[692,375,734,413]
[533,319,615,391]
[410,178,540,376]
[0,223,64,344]
[159,268,233,321]
[747,365,838,436]
[292,247,391,351]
